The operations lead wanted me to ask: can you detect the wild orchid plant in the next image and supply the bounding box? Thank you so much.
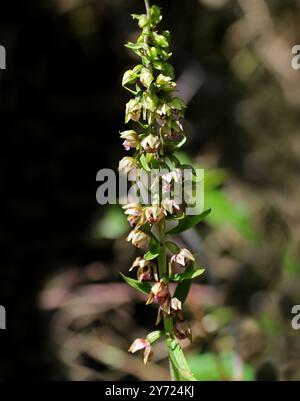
[118,0,210,381]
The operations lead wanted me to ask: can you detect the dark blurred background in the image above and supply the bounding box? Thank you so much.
[1,0,300,380]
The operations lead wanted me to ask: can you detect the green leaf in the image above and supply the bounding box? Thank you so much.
[170,268,205,282]
[174,279,191,304]
[94,205,128,240]
[165,241,180,254]
[167,209,211,235]
[140,154,151,172]
[120,273,152,294]
[188,352,254,381]
[166,338,197,381]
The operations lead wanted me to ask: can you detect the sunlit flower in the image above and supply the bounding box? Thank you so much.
[161,198,180,215]
[130,257,158,282]
[120,130,139,151]
[126,229,148,248]
[128,338,153,364]
[122,203,146,228]
[125,99,142,123]
[141,134,160,153]
[118,157,137,175]
[145,205,164,224]
[170,297,182,311]
[146,280,170,314]
[174,320,192,343]
[169,248,195,275]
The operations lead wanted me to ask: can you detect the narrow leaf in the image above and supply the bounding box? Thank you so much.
[120,273,152,294]
[140,154,151,172]
[170,268,205,282]
[167,209,211,235]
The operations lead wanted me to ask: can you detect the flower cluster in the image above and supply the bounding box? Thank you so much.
[119,3,206,371]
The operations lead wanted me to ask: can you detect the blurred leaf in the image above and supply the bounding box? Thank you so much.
[94,205,128,240]
[205,190,258,242]
[120,273,152,294]
[188,352,254,381]
[282,244,300,276]
[173,264,193,303]
[140,154,151,172]
[167,209,211,235]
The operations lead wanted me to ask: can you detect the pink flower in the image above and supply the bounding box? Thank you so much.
[169,248,195,275]
[128,338,153,364]
[130,257,158,282]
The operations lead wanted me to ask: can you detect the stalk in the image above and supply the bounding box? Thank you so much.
[120,0,206,382]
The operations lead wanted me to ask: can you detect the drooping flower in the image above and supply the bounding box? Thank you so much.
[122,203,146,228]
[169,248,195,275]
[126,229,148,248]
[130,257,158,282]
[141,134,160,153]
[120,130,139,151]
[146,280,170,314]
[145,205,164,224]
[161,197,180,215]
[118,157,137,175]
[128,338,153,364]
[174,320,192,343]
[125,99,142,123]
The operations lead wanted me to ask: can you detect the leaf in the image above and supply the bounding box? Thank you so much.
[170,268,205,282]
[174,279,191,304]
[167,209,211,235]
[140,154,151,172]
[165,241,180,254]
[94,205,128,240]
[188,352,254,381]
[120,273,152,294]
[166,338,197,381]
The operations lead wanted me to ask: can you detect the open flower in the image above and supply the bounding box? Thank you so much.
[174,320,192,343]
[126,229,148,248]
[125,99,142,123]
[130,257,158,282]
[145,205,164,224]
[123,203,146,228]
[169,248,195,275]
[141,134,160,153]
[128,338,153,364]
[120,130,139,151]
[118,157,137,175]
[161,198,180,215]
[146,280,170,313]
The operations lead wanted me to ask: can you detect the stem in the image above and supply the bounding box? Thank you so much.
[144,0,151,18]
[158,219,176,380]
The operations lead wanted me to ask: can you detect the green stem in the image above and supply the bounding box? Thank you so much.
[144,0,151,18]
[158,219,176,380]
